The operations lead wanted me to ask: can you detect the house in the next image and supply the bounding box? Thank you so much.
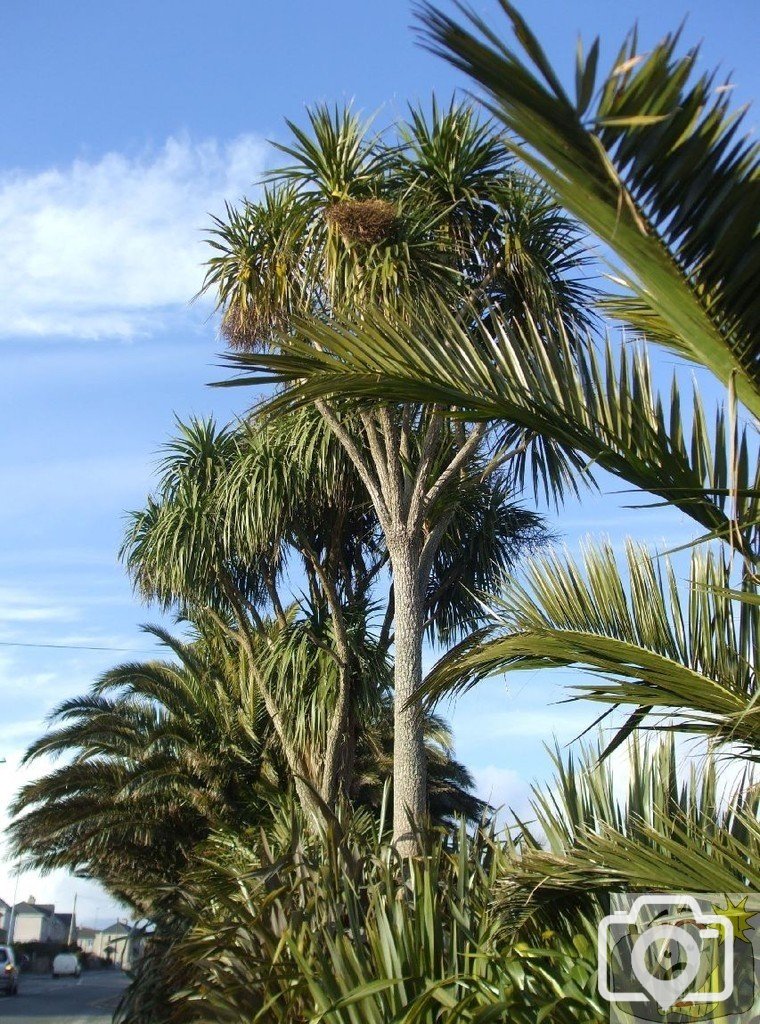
[8,897,74,944]
[94,922,143,967]
[77,926,97,953]
[0,898,10,941]
[11,899,57,943]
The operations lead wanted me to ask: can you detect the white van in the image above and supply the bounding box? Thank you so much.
[52,953,81,978]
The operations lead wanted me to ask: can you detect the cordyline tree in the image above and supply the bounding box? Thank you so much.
[120,409,540,830]
[204,100,591,850]
[213,5,760,882]
[121,413,384,821]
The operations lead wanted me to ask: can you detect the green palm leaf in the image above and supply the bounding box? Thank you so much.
[419,1,760,416]
[225,304,760,554]
[425,540,760,758]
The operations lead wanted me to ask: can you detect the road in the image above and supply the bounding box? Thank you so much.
[0,970,130,1023]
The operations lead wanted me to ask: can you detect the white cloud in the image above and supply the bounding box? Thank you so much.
[0,135,267,339]
[0,586,77,624]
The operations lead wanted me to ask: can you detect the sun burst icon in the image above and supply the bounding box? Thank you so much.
[711,895,756,944]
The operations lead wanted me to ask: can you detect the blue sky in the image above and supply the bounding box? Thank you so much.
[0,0,756,927]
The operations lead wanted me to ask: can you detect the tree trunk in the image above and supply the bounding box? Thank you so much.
[321,663,351,805]
[388,535,427,856]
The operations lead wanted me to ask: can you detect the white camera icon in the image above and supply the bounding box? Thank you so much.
[598,895,734,1011]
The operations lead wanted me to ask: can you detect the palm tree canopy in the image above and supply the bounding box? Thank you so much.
[420,1,760,416]
[7,624,281,909]
[202,97,593,351]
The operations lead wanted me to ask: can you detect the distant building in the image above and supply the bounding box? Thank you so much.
[0,898,10,941]
[8,897,75,944]
[94,921,143,967]
[54,913,76,944]
[77,926,97,953]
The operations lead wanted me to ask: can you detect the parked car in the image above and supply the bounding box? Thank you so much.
[52,953,81,978]
[0,945,19,996]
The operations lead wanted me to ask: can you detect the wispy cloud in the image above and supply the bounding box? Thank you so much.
[0,587,77,624]
[0,135,266,339]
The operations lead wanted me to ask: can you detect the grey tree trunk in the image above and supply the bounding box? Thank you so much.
[388,535,427,857]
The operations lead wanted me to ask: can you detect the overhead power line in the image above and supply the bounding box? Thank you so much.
[0,640,159,654]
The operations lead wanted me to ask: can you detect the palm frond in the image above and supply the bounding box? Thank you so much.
[499,735,759,929]
[425,540,760,758]
[223,304,760,554]
[419,1,760,416]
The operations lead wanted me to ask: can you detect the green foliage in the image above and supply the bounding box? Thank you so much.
[425,541,760,758]
[420,1,760,416]
[7,623,282,910]
[497,735,759,932]
[115,817,603,1024]
[203,97,592,352]
[229,300,759,553]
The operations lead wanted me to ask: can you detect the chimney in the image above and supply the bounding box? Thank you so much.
[27,896,36,905]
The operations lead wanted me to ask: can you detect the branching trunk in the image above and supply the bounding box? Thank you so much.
[316,401,489,854]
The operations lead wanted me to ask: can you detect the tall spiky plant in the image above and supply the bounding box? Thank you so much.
[206,100,590,851]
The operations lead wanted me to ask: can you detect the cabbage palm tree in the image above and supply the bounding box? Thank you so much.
[122,409,543,829]
[220,11,760,722]
[121,412,386,820]
[206,101,590,850]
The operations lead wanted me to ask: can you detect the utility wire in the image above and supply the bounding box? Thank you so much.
[0,640,160,654]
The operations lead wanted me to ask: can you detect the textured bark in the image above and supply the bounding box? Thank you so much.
[388,534,427,856]
[316,402,488,855]
[321,661,351,805]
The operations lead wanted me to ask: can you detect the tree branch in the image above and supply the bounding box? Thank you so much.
[315,399,389,522]
[406,411,443,530]
[421,422,488,517]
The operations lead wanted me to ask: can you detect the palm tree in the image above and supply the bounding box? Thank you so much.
[215,11,760,726]
[205,101,590,850]
[419,1,759,415]
[9,617,485,929]
[121,409,541,829]
[121,412,387,820]
[8,622,283,914]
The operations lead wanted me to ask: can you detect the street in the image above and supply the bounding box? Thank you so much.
[0,970,129,1023]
